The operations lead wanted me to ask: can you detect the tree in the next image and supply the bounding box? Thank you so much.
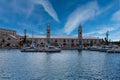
[19,29,28,47]
[100,39,105,45]
[19,39,32,47]
[23,29,27,44]
[111,41,120,46]
[104,31,109,45]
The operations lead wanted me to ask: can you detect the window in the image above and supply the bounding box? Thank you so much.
[7,38,11,40]
[55,39,57,42]
[72,40,74,42]
[63,39,66,42]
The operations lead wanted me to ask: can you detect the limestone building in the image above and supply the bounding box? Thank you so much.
[0,24,102,48]
[0,28,21,48]
[28,24,102,49]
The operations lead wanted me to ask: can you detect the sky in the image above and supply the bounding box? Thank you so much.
[0,0,120,41]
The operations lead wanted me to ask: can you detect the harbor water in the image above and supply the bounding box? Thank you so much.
[0,49,120,80]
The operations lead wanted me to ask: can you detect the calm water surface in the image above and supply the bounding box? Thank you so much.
[0,49,120,80]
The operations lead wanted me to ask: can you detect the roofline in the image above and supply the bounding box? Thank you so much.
[27,36,101,39]
[0,28,16,32]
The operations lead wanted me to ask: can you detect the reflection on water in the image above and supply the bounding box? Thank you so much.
[0,49,120,80]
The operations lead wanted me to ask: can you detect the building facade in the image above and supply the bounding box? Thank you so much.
[0,24,102,48]
[28,24,102,49]
[0,28,21,48]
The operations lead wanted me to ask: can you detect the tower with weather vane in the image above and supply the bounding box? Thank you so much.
[46,24,51,46]
[78,24,83,48]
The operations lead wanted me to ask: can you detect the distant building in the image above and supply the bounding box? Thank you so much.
[0,24,102,48]
[28,24,102,49]
[0,28,21,48]
[0,28,16,36]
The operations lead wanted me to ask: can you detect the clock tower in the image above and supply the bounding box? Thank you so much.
[46,24,51,46]
[78,24,82,47]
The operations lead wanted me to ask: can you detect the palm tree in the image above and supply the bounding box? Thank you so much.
[19,29,27,46]
[103,31,110,45]
[1,39,5,47]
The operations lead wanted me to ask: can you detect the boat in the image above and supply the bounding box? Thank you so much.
[21,44,39,52]
[21,46,61,52]
[21,30,61,52]
[21,42,61,52]
[88,45,112,52]
[98,46,110,52]
[107,47,120,53]
[88,46,100,51]
[43,46,61,52]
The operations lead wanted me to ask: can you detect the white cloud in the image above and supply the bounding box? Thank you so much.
[85,27,115,36]
[84,24,120,41]
[100,9,120,41]
[111,10,120,22]
[63,1,112,35]
[17,22,45,36]
[0,0,34,19]
[85,24,120,35]
[34,0,59,22]
[0,0,59,22]
[111,31,120,41]
[12,0,34,15]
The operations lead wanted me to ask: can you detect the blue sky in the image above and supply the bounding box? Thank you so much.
[0,0,120,41]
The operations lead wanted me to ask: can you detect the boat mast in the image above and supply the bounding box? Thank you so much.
[31,31,34,45]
